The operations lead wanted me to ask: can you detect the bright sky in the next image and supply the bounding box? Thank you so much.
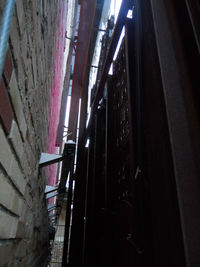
[110,0,123,22]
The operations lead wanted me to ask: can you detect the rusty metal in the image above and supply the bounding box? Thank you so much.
[67,0,97,140]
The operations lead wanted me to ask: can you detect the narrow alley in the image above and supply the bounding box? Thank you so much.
[0,0,200,267]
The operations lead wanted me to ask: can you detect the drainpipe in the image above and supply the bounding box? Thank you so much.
[0,0,16,79]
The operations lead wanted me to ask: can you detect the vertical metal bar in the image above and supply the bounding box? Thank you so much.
[150,0,200,265]
[68,64,89,267]
[62,173,73,267]
[0,0,16,79]
[133,0,143,172]
[82,118,96,267]
[81,146,90,267]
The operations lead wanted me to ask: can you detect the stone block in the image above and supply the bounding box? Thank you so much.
[0,210,18,239]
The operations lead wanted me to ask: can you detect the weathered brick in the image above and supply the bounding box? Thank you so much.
[8,120,23,158]
[14,239,27,259]
[16,220,26,239]
[8,71,27,139]
[31,48,37,85]
[15,0,25,31]
[23,210,33,239]
[0,0,74,265]
[23,140,37,171]
[8,120,31,176]
[15,57,26,94]
[0,172,23,216]
[0,210,18,239]
[0,127,26,203]
[9,12,21,62]
[3,49,13,84]
[8,156,26,195]
[20,31,29,72]
[0,124,13,172]
[26,69,34,95]
[0,241,16,266]
[0,126,26,194]
[23,186,33,210]
[0,79,14,134]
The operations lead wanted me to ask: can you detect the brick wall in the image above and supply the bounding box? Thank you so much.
[0,1,73,266]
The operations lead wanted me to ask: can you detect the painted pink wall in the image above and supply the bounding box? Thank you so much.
[46,1,68,186]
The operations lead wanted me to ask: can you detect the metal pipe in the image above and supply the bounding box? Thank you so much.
[0,0,16,79]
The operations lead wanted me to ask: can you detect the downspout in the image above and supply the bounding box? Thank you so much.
[0,0,16,79]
